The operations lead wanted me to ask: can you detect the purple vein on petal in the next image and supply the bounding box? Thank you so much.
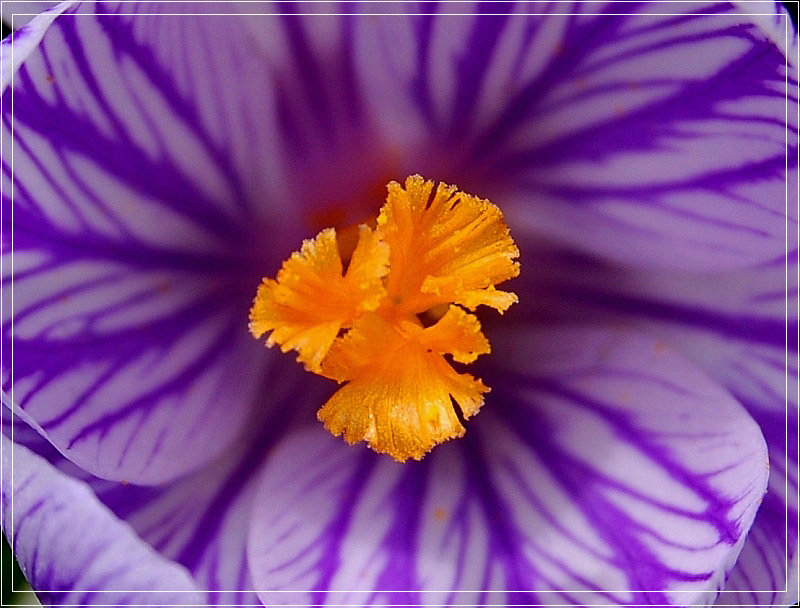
[447,9,511,140]
[488,382,735,604]
[279,11,335,136]
[364,463,426,607]
[91,11,251,215]
[512,379,741,540]
[459,434,540,607]
[471,4,743,159]
[497,43,791,170]
[309,453,377,604]
[63,316,239,446]
[409,12,438,130]
[7,74,244,241]
[555,286,794,348]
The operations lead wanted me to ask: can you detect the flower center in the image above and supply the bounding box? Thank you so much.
[249,176,520,461]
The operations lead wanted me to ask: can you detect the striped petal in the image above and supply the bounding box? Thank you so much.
[242,6,406,230]
[246,327,768,606]
[1,435,203,606]
[520,245,799,606]
[0,2,60,30]
[0,4,287,483]
[645,338,797,608]
[0,0,58,30]
[711,348,799,608]
[3,363,329,605]
[0,2,73,89]
[735,0,800,64]
[92,367,330,606]
[354,2,797,270]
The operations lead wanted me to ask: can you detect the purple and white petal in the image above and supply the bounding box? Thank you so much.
[247,327,768,607]
[0,3,291,483]
[91,434,265,608]
[620,272,799,607]
[240,6,405,230]
[521,246,799,606]
[1,435,203,606]
[355,2,797,270]
[0,2,73,88]
[734,1,799,64]
[684,340,798,607]
[89,365,330,607]
[0,1,62,30]
[4,362,329,606]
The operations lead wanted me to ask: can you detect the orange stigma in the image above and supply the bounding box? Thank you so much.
[249,176,520,461]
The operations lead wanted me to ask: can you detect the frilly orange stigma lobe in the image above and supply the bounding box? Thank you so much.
[249,176,520,461]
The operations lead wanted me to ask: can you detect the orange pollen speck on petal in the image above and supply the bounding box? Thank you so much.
[249,176,520,461]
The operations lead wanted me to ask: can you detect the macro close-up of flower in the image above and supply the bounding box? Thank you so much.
[0,1,798,607]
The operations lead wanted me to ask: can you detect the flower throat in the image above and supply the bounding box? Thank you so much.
[249,176,520,461]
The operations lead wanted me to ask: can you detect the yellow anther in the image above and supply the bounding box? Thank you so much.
[317,313,489,461]
[249,176,519,460]
[249,226,388,372]
[378,176,520,315]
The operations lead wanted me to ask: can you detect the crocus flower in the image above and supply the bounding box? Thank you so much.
[0,1,797,607]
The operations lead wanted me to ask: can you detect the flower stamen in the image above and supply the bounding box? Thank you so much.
[249,176,520,461]
[249,226,388,372]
